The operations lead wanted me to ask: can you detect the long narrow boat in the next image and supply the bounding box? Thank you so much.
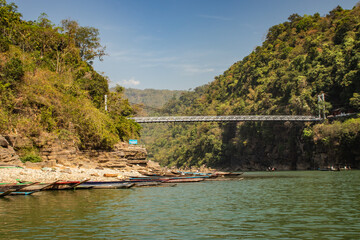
[80,180,128,185]
[213,172,244,178]
[0,191,35,196]
[80,181,177,188]
[164,178,204,183]
[178,171,213,176]
[21,181,63,191]
[0,182,39,192]
[128,177,170,182]
[0,183,39,197]
[134,182,161,187]
[44,179,90,190]
[129,176,209,182]
[77,182,135,189]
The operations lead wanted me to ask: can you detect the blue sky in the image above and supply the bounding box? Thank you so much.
[12,0,360,90]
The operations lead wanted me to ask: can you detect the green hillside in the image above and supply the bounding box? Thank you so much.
[0,1,140,159]
[145,4,360,170]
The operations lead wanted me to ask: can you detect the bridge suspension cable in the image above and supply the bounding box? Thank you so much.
[129,115,321,123]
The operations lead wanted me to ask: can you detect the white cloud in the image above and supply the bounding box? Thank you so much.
[121,77,140,86]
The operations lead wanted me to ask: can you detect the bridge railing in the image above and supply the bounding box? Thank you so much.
[129,115,322,123]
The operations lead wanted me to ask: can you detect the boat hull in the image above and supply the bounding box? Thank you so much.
[0,191,35,195]
[79,183,135,189]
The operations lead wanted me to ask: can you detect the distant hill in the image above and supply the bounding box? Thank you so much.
[124,88,186,109]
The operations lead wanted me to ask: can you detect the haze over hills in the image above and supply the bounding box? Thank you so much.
[124,88,186,109]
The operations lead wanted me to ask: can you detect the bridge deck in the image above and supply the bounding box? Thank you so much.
[129,115,321,123]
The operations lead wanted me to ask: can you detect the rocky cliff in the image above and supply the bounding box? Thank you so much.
[0,134,147,169]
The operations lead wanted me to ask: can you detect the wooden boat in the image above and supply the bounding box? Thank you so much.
[128,177,170,182]
[78,182,135,189]
[164,178,204,183]
[0,181,81,192]
[134,182,161,187]
[213,172,243,178]
[0,182,39,192]
[80,180,128,185]
[44,179,89,190]
[129,175,208,183]
[0,191,35,196]
[178,171,213,177]
[80,180,179,188]
[0,182,40,197]
[21,181,62,191]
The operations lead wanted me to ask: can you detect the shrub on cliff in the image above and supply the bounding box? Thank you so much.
[0,0,139,151]
[20,154,42,163]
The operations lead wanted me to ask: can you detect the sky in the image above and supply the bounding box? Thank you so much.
[12,0,360,90]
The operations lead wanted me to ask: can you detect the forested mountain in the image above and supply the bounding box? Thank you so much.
[124,88,185,109]
[0,1,140,159]
[145,4,360,170]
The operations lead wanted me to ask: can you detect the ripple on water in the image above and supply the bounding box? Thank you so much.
[0,171,359,239]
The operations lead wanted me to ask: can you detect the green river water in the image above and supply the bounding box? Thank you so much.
[0,171,359,239]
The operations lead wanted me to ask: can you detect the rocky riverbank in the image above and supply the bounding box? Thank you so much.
[0,134,162,183]
[0,166,145,183]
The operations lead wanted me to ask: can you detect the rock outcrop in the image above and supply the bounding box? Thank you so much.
[0,135,21,165]
[0,134,147,169]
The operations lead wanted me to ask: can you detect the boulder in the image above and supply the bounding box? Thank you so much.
[0,135,9,147]
[24,161,42,169]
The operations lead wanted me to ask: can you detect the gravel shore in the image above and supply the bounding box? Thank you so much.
[0,167,144,183]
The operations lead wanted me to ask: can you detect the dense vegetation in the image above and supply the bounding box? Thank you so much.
[143,4,360,170]
[0,0,140,159]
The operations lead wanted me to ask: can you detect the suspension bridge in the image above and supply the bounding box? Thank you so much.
[129,115,322,123]
[125,94,328,123]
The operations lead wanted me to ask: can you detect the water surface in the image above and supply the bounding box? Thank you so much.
[1,171,359,239]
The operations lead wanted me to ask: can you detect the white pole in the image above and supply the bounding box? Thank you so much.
[322,93,326,119]
[318,95,321,119]
[105,95,108,112]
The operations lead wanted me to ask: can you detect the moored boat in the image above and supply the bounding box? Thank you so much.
[78,182,135,189]
[213,172,243,178]
[44,179,90,190]
[0,191,35,196]
[164,178,204,183]
[128,175,208,182]
[134,182,161,187]
[0,183,40,197]
[128,177,170,182]
[0,182,39,192]
[178,171,213,177]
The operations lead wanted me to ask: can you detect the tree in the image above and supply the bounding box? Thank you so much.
[61,19,106,63]
[0,0,22,43]
[350,93,360,110]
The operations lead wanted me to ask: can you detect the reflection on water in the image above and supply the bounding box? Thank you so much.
[0,171,359,239]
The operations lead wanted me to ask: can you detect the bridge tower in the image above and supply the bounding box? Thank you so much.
[318,93,326,119]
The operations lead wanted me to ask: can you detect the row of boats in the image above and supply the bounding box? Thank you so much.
[0,171,243,197]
